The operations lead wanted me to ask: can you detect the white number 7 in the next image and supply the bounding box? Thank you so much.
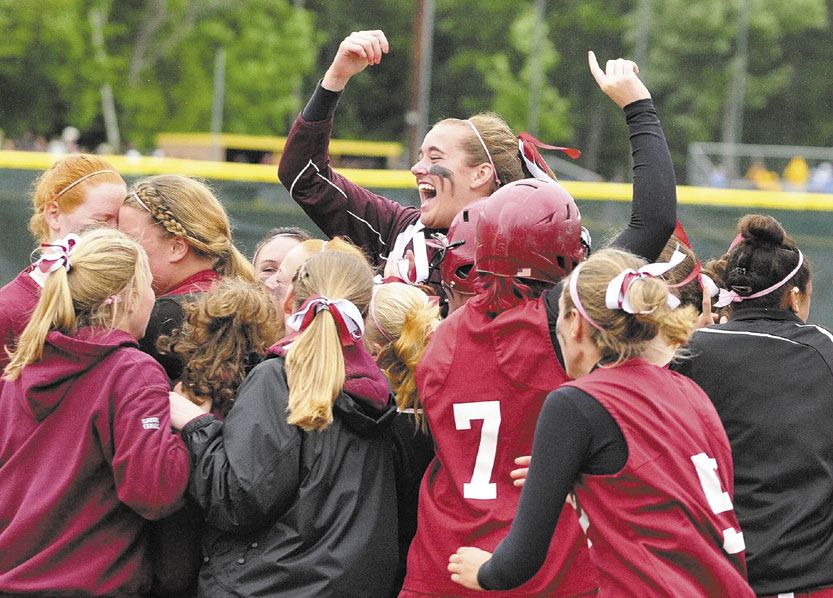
[454,401,502,500]
[691,452,745,555]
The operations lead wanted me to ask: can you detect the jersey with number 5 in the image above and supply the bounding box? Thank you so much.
[565,358,754,597]
[400,299,597,598]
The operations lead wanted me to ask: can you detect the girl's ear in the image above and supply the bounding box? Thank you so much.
[168,235,190,263]
[788,286,800,313]
[566,308,584,341]
[283,286,296,316]
[469,162,496,192]
[44,201,63,235]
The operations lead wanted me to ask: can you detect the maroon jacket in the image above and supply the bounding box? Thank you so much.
[0,327,190,597]
[278,113,448,294]
[0,267,40,369]
[278,113,421,267]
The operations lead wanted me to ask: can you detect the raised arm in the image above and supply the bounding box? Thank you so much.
[589,51,677,261]
[278,30,418,268]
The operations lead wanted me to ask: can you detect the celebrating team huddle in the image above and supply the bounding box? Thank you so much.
[2,27,832,598]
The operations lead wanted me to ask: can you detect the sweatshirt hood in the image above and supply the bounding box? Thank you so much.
[335,341,396,436]
[18,327,136,421]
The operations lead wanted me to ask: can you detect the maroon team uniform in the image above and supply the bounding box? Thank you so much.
[400,298,597,597]
[564,359,754,597]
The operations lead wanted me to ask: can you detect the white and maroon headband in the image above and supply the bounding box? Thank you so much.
[569,251,685,332]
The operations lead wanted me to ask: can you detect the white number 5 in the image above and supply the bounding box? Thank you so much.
[691,452,745,555]
[454,401,502,500]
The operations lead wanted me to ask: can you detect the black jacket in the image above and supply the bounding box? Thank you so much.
[673,308,833,595]
[181,350,399,598]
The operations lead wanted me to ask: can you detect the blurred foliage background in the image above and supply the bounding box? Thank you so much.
[1,0,832,181]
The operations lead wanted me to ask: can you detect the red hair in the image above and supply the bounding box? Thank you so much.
[29,154,124,243]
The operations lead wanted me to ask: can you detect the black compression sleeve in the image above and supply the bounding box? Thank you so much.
[301,81,343,122]
[609,98,677,261]
[544,282,566,368]
[477,387,626,590]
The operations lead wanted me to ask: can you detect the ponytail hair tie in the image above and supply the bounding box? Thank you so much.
[29,233,81,287]
[604,249,684,314]
[569,250,684,332]
[287,295,365,346]
[518,131,580,182]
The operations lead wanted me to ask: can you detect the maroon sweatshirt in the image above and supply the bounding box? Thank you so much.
[0,267,40,370]
[0,327,190,597]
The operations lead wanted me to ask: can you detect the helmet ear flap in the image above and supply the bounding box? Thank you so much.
[474,179,584,284]
[439,198,489,295]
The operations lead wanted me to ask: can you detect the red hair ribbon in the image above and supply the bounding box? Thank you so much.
[673,221,692,249]
[518,131,581,181]
[286,294,365,347]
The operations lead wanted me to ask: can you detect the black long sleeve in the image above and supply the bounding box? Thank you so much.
[301,81,343,122]
[545,98,677,361]
[609,98,677,261]
[477,387,626,591]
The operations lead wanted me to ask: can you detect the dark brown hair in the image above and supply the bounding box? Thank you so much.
[722,214,811,311]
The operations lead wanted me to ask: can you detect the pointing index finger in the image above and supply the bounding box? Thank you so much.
[588,50,605,86]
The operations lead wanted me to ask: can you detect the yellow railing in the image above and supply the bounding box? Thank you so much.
[155,132,403,161]
[3,150,833,210]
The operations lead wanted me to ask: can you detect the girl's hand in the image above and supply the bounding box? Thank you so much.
[588,50,650,108]
[510,455,531,488]
[448,546,492,590]
[169,391,208,431]
[322,30,389,91]
[694,286,719,329]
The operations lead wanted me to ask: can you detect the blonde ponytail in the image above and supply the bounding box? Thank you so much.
[4,229,150,380]
[366,283,439,429]
[285,251,374,431]
[4,268,75,378]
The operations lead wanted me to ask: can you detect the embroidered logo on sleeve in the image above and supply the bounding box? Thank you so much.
[142,417,160,430]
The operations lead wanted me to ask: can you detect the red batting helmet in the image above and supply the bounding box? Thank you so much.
[475,178,584,283]
[439,198,489,295]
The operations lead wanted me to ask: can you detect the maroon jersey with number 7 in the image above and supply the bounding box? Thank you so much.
[401,298,597,597]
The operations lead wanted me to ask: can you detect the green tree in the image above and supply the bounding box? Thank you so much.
[470,6,571,144]
[645,0,827,177]
[0,0,112,138]
[0,0,321,150]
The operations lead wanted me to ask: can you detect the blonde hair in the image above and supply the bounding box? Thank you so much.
[285,251,375,431]
[365,283,440,429]
[4,228,150,380]
[125,175,256,282]
[295,236,370,262]
[29,154,125,243]
[158,278,282,418]
[562,248,697,366]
